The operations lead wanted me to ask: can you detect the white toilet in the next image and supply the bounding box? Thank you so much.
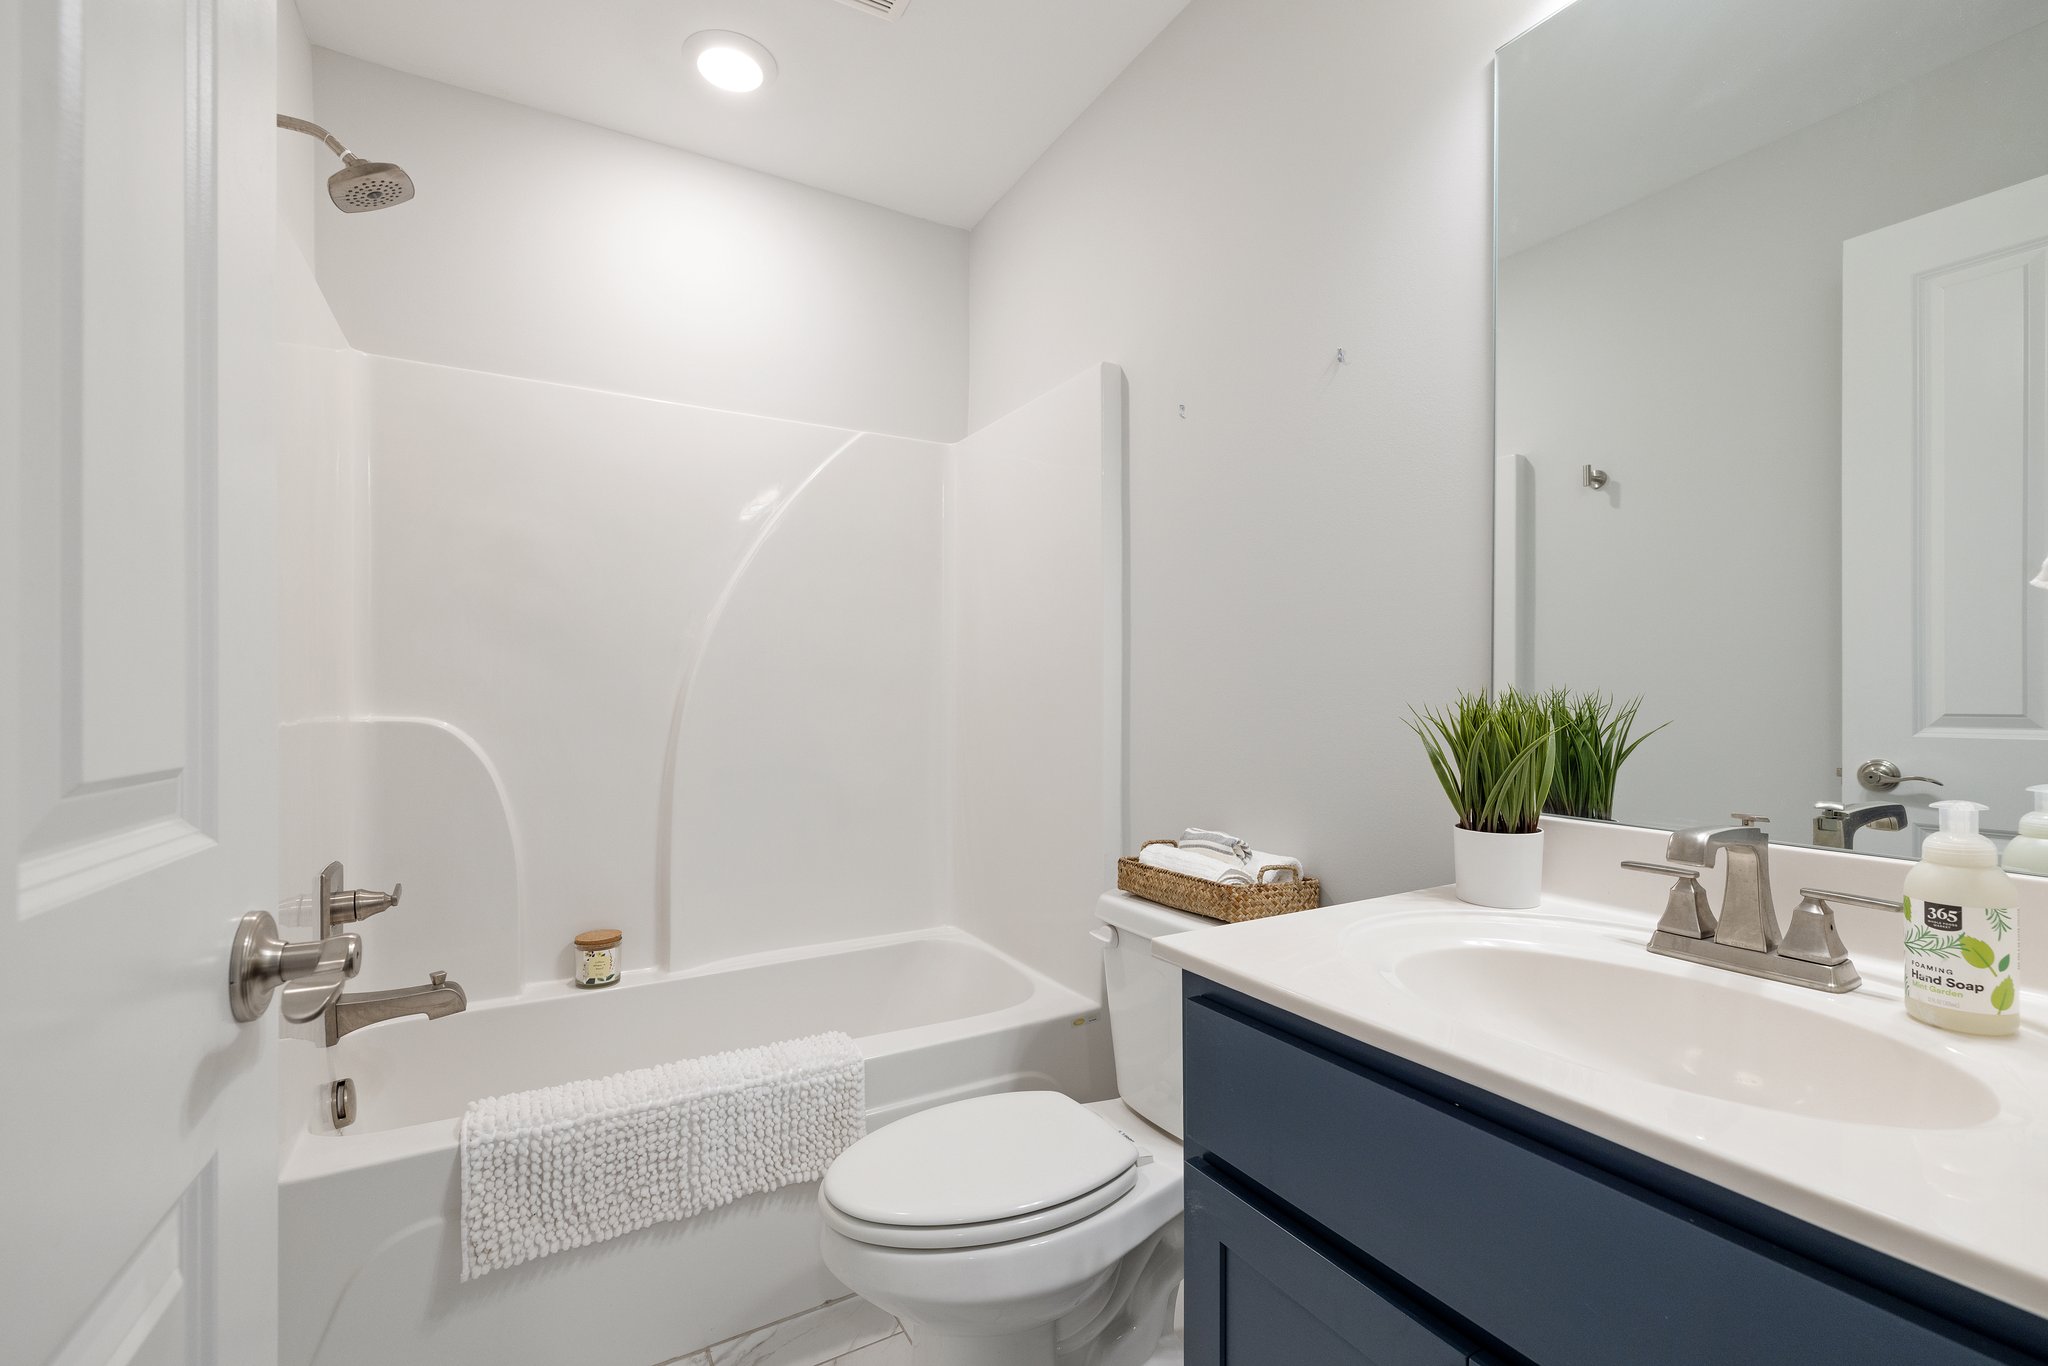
[819,894,1209,1366]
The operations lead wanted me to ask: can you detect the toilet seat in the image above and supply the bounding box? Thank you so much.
[821,1092,1140,1250]
[821,1165,1139,1249]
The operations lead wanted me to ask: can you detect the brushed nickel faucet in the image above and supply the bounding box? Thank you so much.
[1621,815,1862,993]
[1812,800,1907,850]
[308,861,467,1045]
[331,971,468,1043]
[1664,815,1778,951]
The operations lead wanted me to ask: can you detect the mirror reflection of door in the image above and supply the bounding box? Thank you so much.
[1843,173,2048,856]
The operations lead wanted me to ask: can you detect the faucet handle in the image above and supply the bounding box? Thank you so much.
[228,911,363,1022]
[1621,861,1718,940]
[1780,888,1890,969]
[1798,886,1901,913]
[1730,812,1769,827]
[328,881,403,924]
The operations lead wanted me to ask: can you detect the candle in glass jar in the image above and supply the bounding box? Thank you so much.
[573,929,622,988]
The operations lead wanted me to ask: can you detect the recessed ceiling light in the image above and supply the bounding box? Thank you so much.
[682,31,777,95]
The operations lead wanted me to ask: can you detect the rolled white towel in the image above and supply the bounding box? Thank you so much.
[1245,850,1303,884]
[1139,843,1254,887]
[1179,827,1251,861]
[1178,827,1303,885]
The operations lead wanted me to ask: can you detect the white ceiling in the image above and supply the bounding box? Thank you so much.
[296,0,1192,229]
[1497,0,2048,256]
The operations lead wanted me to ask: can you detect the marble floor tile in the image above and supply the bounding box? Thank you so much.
[830,1333,910,1366]
[703,1295,901,1366]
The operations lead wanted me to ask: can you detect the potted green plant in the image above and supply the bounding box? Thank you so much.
[1543,690,1666,821]
[1408,689,1557,909]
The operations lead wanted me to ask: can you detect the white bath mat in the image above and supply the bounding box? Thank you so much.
[459,1030,866,1279]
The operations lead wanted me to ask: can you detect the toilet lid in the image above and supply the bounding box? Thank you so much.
[822,1091,1137,1228]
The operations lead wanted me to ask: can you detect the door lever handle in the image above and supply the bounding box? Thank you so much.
[1856,759,1943,792]
[228,910,362,1022]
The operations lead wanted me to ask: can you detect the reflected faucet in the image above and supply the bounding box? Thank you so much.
[1812,801,1907,850]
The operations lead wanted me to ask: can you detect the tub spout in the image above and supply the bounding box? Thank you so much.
[328,971,466,1044]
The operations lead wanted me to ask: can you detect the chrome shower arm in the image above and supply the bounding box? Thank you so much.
[277,114,357,163]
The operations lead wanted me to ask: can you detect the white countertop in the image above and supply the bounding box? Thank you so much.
[1154,882,2048,1319]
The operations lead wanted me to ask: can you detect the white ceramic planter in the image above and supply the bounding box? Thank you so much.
[1451,826,1545,909]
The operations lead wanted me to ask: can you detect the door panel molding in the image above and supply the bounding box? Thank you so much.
[48,1163,214,1366]
[18,0,221,915]
[1913,241,2048,734]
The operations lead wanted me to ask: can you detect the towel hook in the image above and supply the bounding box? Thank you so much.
[1582,464,1609,490]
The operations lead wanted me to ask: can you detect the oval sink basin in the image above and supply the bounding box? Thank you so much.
[1376,937,2000,1129]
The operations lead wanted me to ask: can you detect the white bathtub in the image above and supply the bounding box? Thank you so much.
[278,928,1112,1366]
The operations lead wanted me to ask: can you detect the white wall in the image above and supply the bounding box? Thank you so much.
[351,359,946,988]
[275,0,367,974]
[948,365,1126,994]
[662,427,947,972]
[967,0,1564,903]
[275,0,317,270]
[1498,23,2048,841]
[309,50,968,442]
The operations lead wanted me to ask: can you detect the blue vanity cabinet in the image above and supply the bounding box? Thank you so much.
[1186,1165,1474,1365]
[1181,976,2048,1366]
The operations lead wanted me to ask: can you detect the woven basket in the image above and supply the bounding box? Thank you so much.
[1116,839,1320,924]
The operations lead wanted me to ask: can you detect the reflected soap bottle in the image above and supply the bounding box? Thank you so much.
[2002,785,2048,876]
[1902,801,2018,1036]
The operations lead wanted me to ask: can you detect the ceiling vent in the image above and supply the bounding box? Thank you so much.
[834,0,911,18]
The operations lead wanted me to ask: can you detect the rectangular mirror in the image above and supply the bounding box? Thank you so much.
[1494,0,2048,855]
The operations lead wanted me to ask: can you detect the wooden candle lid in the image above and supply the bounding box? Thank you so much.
[575,929,622,950]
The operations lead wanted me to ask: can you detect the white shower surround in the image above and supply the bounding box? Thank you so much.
[282,349,1126,998]
[275,321,1127,1363]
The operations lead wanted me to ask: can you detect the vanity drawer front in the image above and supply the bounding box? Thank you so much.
[1187,1164,1472,1366]
[1184,994,2019,1366]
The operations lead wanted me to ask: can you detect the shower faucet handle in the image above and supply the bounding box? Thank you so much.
[228,911,363,1023]
[326,876,403,924]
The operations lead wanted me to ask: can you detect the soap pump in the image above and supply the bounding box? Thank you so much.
[2004,786,2048,876]
[1902,800,2019,1035]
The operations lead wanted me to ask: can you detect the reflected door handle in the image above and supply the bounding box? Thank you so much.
[228,911,362,1022]
[1856,759,1944,792]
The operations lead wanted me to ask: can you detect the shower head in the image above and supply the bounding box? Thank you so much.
[278,114,415,213]
[326,159,415,213]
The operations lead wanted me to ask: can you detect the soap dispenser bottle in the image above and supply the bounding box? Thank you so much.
[1902,800,2019,1035]
[2003,786,2048,876]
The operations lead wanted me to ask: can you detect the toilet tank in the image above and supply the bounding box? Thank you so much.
[1096,893,1213,1139]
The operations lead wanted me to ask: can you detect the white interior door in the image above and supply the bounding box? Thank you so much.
[1,0,278,1361]
[1843,172,2048,851]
